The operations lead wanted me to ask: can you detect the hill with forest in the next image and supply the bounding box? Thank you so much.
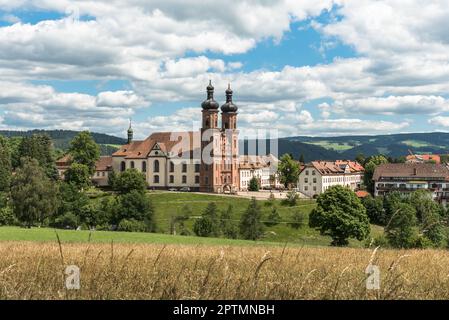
[0,130,127,155]
[283,132,449,161]
[2,130,449,160]
[245,132,449,162]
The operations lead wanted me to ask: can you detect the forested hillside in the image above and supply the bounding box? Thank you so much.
[0,130,127,155]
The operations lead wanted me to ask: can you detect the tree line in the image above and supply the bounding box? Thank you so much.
[0,132,155,232]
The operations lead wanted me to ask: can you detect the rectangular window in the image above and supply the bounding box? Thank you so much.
[305,178,308,183]
[304,186,308,191]
[169,161,174,172]
[169,175,174,184]
[154,175,159,183]
[195,175,200,184]
[313,178,317,183]
[305,170,309,175]
[182,175,187,184]
[195,164,200,173]
[182,163,187,173]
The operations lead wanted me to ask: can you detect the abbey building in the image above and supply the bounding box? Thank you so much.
[57,82,279,193]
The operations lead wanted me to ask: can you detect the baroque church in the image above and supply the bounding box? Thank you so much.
[56,82,279,193]
[111,82,240,193]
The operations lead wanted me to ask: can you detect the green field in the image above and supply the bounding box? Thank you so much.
[0,226,292,247]
[304,140,359,152]
[1,192,384,248]
[401,140,436,148]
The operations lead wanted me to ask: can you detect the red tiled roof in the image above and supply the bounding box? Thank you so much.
[95,156,113,171]
[112,131,201,159]
[406,154,441,164]
[56,154,71,166]
[306,160,364,175]
[238,154,279,170]
[355,190,370,198]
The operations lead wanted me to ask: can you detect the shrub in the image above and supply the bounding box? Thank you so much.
[248,177,260,192]
[193,202,220,237]
[0,206,16,226]
[220,205,238,239]
[117,219,147,232]
[113,169,147,194]
[414,235,433,249]
[365,234,389,248]
[265,192,276,207]
[282,190,298,206]
[264,207,281,227]
[288,210,306,229]
[239,197,264,240]
[114,190,155,231]
[53,212,79,229]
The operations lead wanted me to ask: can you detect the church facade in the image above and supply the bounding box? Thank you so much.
[57,82,279,193]
[111,82,242,193]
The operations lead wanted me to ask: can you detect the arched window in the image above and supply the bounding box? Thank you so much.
[154,160,160,172]
[154,175,159,183]
[120,161,126,172]
[130,161,135,169]
[142,161,147,172]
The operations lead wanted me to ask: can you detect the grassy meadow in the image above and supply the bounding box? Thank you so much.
[1,241,449,299]
[3,191,383,247]
[0,191,399,300]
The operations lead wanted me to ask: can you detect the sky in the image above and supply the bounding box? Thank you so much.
[1,0,449,139]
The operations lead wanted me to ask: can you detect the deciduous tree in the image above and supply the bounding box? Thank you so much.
[309,186,370,246]
[11,158,59,227]
[278,154,300,189]
[69,131,100,175]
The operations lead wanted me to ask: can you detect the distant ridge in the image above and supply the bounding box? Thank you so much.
[0,129,127,155]
[244,132,449,162]
[2,130,449,160]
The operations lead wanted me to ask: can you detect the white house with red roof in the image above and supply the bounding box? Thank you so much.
[298,160,365,198]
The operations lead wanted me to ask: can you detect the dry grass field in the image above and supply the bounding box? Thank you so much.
[1,241,449,300]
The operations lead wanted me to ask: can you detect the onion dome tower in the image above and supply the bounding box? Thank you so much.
[221,84,238,129]
[201,80,219,129]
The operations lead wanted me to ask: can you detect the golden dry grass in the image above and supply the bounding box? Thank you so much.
[1,241,449,299]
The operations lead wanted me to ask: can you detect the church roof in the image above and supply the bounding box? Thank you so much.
[112,131,201,159]
[95,156,113,171]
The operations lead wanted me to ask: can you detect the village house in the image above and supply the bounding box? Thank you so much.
[297,160,364,198]
[373,163,449,204]
[239,154,281,190]
[405,154,441,164]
